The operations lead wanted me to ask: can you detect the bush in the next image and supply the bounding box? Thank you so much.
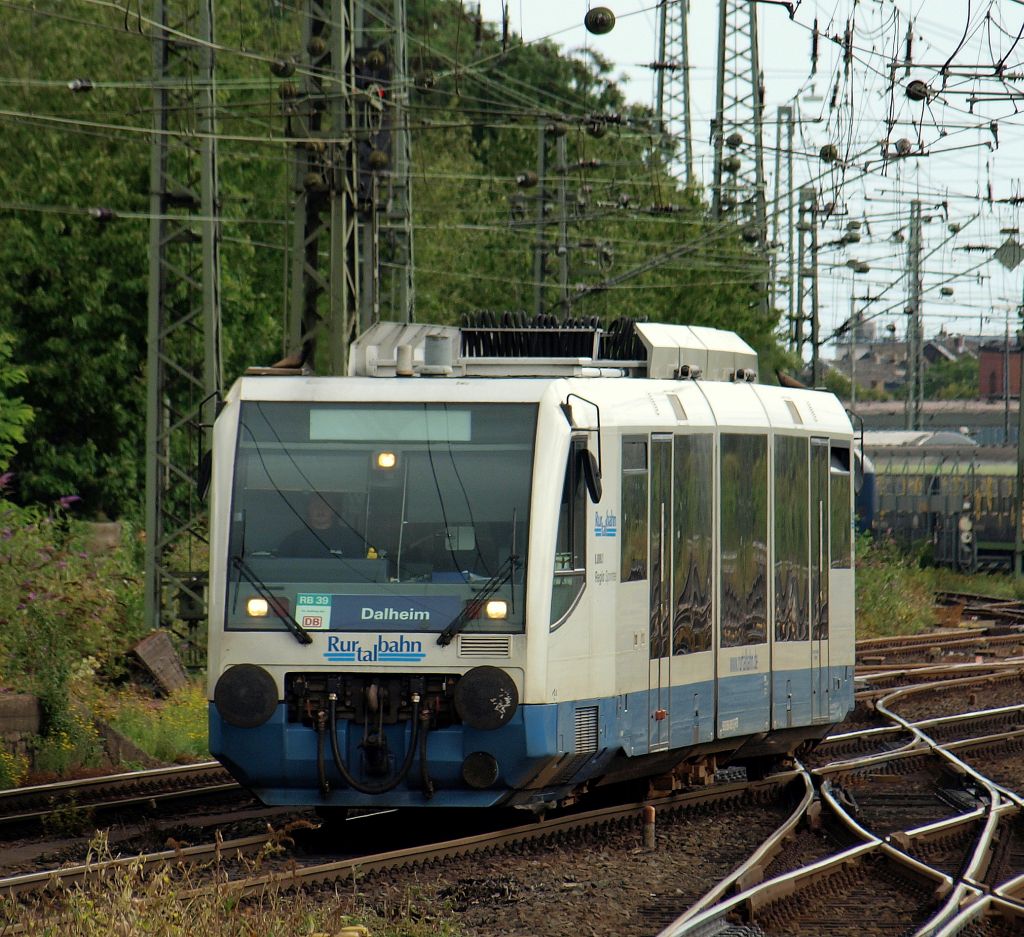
[102,682,209,763]
[0,484,145,748]
[855,533,937,637]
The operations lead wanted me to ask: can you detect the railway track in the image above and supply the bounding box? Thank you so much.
[6,653,1024,934]
[0,774,802,935]
[0,761,243,832]
[657,666,1024,936]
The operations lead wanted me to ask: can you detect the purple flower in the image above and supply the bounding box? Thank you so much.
[1,528,11,540]
[0,472,12,489]
[58,495,82,510]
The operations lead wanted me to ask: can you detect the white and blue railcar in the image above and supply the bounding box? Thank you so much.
[208,320,855,810]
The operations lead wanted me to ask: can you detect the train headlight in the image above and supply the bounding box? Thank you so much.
[376,450,397,469]
[213,664,279,728]
[484,599,508,620]
[454,666,519,730]
[246,596,289,618]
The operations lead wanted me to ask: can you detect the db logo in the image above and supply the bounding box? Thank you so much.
[303,615,324,628]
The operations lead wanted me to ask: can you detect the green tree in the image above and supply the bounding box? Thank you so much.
[0,331,33,468]
[923,355,978,399]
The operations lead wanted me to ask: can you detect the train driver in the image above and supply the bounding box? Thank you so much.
[277,492,365,557]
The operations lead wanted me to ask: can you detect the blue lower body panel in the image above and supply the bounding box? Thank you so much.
[210,665,854,808]
[210,702,566,808]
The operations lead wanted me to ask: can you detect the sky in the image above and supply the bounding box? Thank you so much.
[479,1,1024,356]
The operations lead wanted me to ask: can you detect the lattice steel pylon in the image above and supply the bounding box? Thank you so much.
[654,0,694,185]
[711,0,767,246]
[284,0,360,376]
[282,0,414,374]
[144,0,222,633]
[379,0,415,324]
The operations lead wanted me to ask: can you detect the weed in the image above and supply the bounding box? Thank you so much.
[103,681,208,762]
[856,533,937,637]
[0,748,28,788]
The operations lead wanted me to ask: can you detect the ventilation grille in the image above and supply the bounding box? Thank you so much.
[574,706,599,753]
[457,634,512,658]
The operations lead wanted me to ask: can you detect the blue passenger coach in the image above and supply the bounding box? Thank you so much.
[208,320,855,810]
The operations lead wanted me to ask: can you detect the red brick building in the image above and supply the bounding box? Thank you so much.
[979,342,1023,400]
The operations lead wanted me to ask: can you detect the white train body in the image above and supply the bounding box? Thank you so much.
[208,321,854,809]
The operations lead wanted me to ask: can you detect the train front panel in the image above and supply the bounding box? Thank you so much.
[207,378,589,808]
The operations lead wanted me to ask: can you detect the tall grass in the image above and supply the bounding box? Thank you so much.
[5,833,464,936]
[101,682,209,763]
[855,534,938,637]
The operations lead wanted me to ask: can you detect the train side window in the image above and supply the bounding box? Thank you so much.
[672,433,713,653]
[620,438,648,582]
[775,435,809,642]
[551,437,587,626]
[720,433,768,647]
[830,446,852,569]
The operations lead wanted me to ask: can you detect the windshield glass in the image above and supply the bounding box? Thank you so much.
[224,401,536,635]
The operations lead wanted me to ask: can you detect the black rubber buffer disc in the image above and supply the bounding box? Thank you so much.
[214,664,279,728]
[462,751,500,789]
[453,665,518,730]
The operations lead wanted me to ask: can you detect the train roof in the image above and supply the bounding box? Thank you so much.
[345,319,759,382]
[862,430,978,449]
[225,374,851,437]
[230,320,850,436]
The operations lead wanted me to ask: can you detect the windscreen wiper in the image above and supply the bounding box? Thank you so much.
[437,553,519,647]
[231,555,312,645]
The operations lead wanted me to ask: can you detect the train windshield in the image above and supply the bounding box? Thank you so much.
[224,401,535,636]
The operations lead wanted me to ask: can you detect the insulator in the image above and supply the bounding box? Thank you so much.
[844,230,861,243]
[948,222,961,234]
[906,79,930,102]
[586,120,607,138]
[895,138,913,155]
[741,226,760,244]
[515,171,539,189]
[278,81,299,99]
[89,207,116,222]
[723,155,741,174]
[67,78,94,93]
[940,286,954,296]
[417,73,436,91]
[854,261,870,274]
[270,57,295,78]
[847,220,861,231]
[819,143,839,163]
[365,49,387,70]
[726,131,744,149]
[546,122,569,137]
[307,36,327,57]
[584,7,616,35]
[367,149,389,171]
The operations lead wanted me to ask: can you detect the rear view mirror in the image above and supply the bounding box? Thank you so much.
[579,448,602,504]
